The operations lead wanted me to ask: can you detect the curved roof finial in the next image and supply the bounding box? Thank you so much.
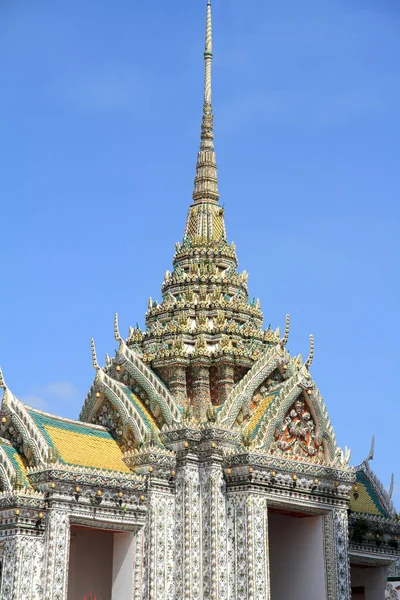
[305,334,315,369]
[91,338,100,371]
[388,472,394,499]
[365,435,375,462]
[114,313,123,343]
[0,367,6,390]
[280,314,290,348]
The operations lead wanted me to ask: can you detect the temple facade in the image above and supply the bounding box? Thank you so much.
[0,2,399,599]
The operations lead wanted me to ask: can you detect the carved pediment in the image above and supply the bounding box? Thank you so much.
[269,397,326,464]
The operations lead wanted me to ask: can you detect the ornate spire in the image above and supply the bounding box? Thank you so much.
[192,0,219,205]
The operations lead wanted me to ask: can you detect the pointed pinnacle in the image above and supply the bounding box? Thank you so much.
[192,0,219,205]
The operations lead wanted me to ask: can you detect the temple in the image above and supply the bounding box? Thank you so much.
[0,2,399,599]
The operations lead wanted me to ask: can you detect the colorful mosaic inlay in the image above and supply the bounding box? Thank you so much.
[245,390,280,439]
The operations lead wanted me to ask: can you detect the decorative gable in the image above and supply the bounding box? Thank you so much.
[269,398,326,464]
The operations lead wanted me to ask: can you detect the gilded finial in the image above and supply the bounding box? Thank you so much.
[114,313,122,343]
[0,367,6,389]
[280,314,290,348]
[91,339,100,371]
[305,334,314,369]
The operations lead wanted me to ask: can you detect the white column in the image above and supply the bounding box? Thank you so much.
[175,464,201,600]
[230,493,270,600]
[43,509,70,600]
[200,465,228,600]
[143,490,175,600]
[332,508,351,600]
[1,535,44,600]
[132,529,145,600]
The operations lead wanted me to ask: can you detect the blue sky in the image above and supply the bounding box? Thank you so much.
[1,0,399,505]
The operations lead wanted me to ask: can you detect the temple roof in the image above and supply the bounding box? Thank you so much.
[350,459,396,519]
[27,408,130,473]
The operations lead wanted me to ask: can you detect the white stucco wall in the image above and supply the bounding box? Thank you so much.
[112,532,135,600]
[351,564,386,600]
[268,511,327,600]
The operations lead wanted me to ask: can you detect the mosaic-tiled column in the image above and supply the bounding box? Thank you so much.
[217,362,235,405]
[200,464,228,600]
[229,493,270,600]
[169,363,187,405]
[331,508,351,600]
[1,535,44,600]
[143,490,175,600]
[132,528,145,600]
[175,463,201,600]
[43,509,70,600]
[191,363,210,420]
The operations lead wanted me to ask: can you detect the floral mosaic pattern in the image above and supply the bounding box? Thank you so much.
[200,465,228,600]
[143,491,175,600]
[175,465,201,600]
[1,536,44,600]
[44,509,70,600]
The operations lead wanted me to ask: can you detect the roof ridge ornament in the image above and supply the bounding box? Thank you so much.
[305,334,315,369]
[91,338,100,371]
